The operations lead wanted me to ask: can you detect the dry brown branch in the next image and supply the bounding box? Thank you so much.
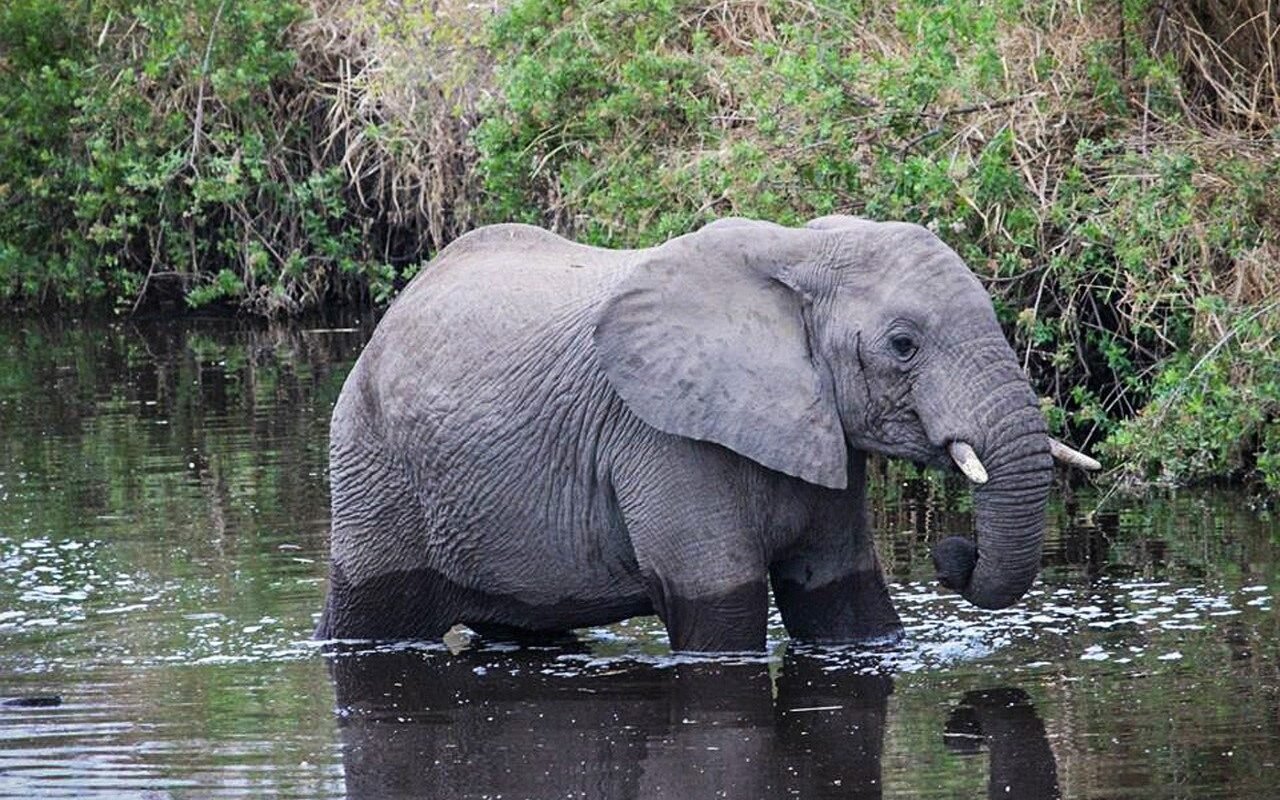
[1160,0,1280,129]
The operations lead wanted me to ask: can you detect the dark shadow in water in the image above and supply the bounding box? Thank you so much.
[328,646,1059,799]
[945,687,1061,799]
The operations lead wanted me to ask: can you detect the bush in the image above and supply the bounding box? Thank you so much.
[0,0,487,313]
[0,0,94,300]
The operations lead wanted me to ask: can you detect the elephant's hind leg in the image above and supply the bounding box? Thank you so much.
[321,418,461,642]
[316,562,457,642]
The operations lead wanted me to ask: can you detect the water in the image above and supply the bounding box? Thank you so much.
[0,316,1276,798]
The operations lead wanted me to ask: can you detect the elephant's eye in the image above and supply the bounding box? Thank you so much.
[889,334,918,360]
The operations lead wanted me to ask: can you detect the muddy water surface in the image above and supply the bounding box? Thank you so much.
[0,316,1276,798]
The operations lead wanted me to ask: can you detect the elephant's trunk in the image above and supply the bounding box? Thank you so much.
[932,392,1053,610]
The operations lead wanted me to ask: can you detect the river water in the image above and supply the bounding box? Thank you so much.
[0,316,1276,798]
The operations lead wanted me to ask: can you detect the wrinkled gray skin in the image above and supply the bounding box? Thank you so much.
[316,216,1053,651]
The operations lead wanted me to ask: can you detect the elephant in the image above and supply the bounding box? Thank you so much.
[316,216,1099,651]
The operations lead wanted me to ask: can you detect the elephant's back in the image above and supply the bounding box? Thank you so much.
[352,223,629,417]
[395,223,628,330]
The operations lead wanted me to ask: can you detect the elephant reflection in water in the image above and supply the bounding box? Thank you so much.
[329,648,1060,799]
[946,688,1062,799]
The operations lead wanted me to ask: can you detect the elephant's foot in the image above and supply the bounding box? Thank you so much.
[315,564,456,643]
[844,620,906,647]
[772,567,904,647]
[649,579,770,653]
[787,616,905,648]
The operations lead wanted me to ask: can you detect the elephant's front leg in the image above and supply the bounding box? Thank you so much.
[616,447,770,652]
[632,516,769,651]
[769,453,903,645]
[646,570,769,652]
[769,539,902,645]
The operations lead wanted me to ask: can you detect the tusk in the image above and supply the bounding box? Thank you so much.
[948,441,988,485]
[1049,438,1101,471]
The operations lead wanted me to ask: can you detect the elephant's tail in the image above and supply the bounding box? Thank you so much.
[313,590,336,640]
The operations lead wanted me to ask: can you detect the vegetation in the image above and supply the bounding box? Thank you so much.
[0,0,482,311]
[1,0,1277,492]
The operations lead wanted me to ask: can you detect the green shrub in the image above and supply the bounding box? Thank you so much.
[0,0,94,300]
[0,0,471,313]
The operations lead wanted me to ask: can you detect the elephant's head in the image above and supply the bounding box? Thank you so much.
[595,216,1096,610]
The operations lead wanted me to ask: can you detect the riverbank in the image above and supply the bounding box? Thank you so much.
[2,0,1277,492]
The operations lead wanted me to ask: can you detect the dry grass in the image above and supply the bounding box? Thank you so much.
[292,0,496,267]
[111,0,1277,336]
[1161,0,1280,129]
[67,0,500,314]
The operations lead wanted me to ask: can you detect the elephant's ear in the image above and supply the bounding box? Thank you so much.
[593,224,848,489]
